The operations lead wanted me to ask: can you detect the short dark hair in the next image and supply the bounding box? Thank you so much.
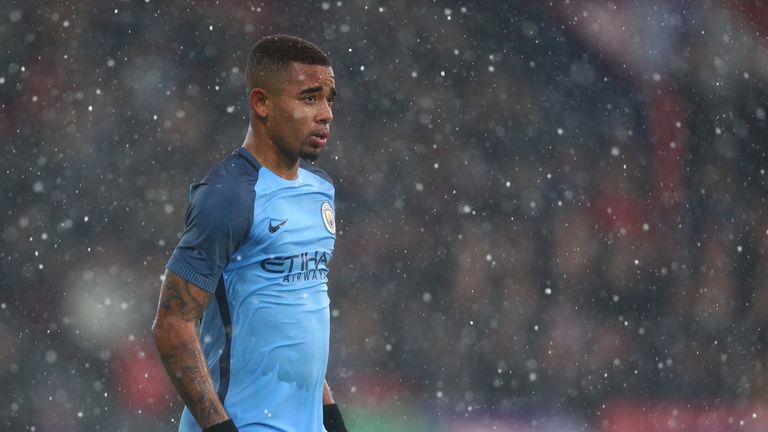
[245,34,331,93]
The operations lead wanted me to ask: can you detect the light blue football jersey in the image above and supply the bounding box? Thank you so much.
[166,147,336,432]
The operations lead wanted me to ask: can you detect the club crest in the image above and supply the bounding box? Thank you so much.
[321,201,335,234]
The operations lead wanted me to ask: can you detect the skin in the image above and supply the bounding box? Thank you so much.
[153,61,338,429]
[243,62,336,179]
[152,272,226,429]
[323,380,335,405]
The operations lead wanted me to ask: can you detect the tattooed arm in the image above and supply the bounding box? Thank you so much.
[152,270,229,429]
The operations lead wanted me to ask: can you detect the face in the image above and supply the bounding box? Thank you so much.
[264,63,336,162]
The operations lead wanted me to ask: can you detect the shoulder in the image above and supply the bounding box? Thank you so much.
[203,148,261,182]
[299,160,334,187]
[189,149,262,220]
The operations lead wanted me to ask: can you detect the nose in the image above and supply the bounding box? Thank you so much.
[317,100,333,125]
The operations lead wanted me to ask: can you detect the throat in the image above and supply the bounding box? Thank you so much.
[242,131,299,180]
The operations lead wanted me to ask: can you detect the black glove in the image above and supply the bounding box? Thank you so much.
[203,419,238,432]
[323,403,348,432]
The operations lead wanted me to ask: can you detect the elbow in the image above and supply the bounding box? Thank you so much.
[151,317,164,347]
[152,316,195,351]
[151,318,160,339]
[151,316,174,349]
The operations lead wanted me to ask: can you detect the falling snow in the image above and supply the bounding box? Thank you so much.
[3,1,768,431]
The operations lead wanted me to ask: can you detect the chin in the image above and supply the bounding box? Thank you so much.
[299,152,320,162]
[299,148,322,162]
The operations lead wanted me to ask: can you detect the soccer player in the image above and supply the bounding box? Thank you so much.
[152,35,348,432]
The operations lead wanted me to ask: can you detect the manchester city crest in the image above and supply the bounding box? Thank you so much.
[321,201,335,234]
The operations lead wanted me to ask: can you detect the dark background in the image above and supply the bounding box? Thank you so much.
[3,1,768,431]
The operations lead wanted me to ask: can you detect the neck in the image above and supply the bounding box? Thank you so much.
[242,125,299,180]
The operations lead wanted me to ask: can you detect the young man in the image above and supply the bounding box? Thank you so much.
[152,35,348,432]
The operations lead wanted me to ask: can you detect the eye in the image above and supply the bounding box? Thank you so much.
[327,96,335,105]
[304,94,318,103]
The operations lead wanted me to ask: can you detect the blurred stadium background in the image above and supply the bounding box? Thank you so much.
[3,1,768,431]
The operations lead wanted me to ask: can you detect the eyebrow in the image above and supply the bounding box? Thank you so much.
[298,85,337,97]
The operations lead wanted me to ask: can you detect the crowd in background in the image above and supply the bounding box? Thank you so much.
[2,1,768,430]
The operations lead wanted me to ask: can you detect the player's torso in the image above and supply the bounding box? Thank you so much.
[225,165,336,301]
[182,155,335,432]
[218,165,336,402]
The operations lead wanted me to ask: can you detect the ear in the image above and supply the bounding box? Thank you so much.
[250,88,269,118]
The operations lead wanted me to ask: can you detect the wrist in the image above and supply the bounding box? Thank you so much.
[203,419,238,432]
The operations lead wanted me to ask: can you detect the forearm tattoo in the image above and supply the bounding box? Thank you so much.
[155,274,226,428]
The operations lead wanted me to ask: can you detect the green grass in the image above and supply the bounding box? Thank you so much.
[344,404,435,432]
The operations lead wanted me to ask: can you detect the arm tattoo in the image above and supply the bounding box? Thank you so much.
[153,272,226,428]
[159,274,211,321]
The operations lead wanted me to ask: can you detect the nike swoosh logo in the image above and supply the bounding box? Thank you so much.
[268,219,288,233]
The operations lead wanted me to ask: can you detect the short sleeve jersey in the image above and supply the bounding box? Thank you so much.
[166,148,336,432]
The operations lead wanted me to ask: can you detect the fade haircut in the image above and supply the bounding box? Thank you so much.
[245,34,331,94]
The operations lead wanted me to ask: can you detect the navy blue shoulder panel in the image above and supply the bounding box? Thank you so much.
[165,149,260,292]
[300,160,333,186]
[201,147,262,179]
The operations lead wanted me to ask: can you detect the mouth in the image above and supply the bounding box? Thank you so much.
[309,129,329,147]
